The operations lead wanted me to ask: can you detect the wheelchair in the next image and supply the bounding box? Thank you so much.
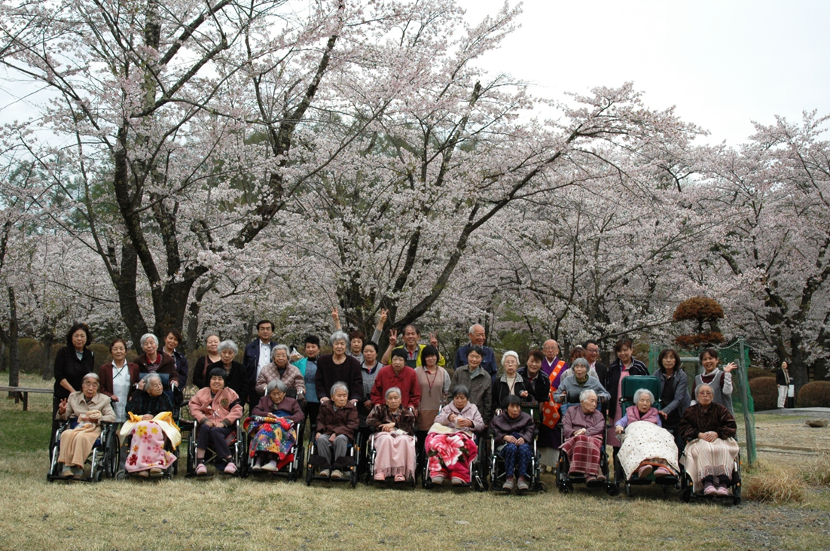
[489,404,545,494]
[679,448,742,506]
[305,431,359,487]
[186,419,246,477]
[613,375,680,498]
[555,401,616,495]
[365,429,417,488]
[48,420,119,483]
[244,417,305,482]
[119,373,183,480]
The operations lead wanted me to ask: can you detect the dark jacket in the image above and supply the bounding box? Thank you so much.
[490,410,535,446]
[451,365,493,424]
[98,361,141,402]
[593,361,608,388]
[678,402,737,443]
[169,348,189,387]
[244,338,277,395]
[367,404,416,435]
[517,367,550,405]
[53,347,94,399]
[315,354,363,402]
[454,343,497,377]
[775,368,790,386]
[492,373,533,412]
[136,351,177,377]
[656,368,690,425]
[251,395,304,424]
[317,401,359,442]
[606,358,649,412]
[207,360,249,408]
[126,389,174,417]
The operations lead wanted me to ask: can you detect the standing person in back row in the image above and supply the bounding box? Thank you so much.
[692,348,736,415]
[244,320,278,407]
[538,339,568,469]
[381,325,446,369]
[454,324,497,381]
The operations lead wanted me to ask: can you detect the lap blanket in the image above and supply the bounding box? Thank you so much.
[124,420,178,472]
[618,421,679,479]
[560,434,602,476]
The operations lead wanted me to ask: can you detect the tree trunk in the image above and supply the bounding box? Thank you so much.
[7,287,19,391]
[790,334,809,402]
[40,333,55,381]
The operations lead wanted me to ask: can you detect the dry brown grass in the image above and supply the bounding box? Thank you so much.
[2,374,830,550]
[743,461,807,504]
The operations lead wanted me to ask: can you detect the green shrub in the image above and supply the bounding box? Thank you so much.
[797,381,830,408]
[747,366,775,380]
[749,377,778,411]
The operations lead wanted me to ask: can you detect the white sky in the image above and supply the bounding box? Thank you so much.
[457,0,830,145]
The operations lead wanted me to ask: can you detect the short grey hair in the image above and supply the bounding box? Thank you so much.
[143,373,162,387]
[633,388,654,404]
[82,373,100,384]
[272,344,290,360]
[140,333,158,348]
[218,340,238,354]
[579,389,598,403]
[385,386,402,400]
[502,350,519,365]
[572,357,589,370]
[696,384,714,399]
[267,379,287,394]
[330,381,349,396]
[468,324,483,335]
[330,331,349,346]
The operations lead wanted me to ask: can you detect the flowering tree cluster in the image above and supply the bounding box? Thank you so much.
[0,1,827,391]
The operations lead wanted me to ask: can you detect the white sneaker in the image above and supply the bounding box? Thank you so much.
[252,458,263,471]
[261,460,278,472]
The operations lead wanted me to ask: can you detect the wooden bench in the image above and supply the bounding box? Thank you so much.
[0,386,52,411]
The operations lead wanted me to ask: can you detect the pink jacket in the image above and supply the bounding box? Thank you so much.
[188,386,243,426]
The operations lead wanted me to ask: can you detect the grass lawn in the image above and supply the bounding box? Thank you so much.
[1,374,829,550]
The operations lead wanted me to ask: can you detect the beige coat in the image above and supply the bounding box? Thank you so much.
[57,391,116,423]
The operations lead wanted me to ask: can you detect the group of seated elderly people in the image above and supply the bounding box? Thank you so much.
[52,322,740,496]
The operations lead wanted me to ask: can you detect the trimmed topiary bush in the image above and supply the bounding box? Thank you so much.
[750,377,779,411]
[748,367,776,380]
[798,381,830,408]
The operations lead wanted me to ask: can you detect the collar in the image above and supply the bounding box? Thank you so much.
[499,372,524,383]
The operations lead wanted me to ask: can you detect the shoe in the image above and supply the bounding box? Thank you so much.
[137,470,150,478]
[451,477,465,486]
[373,471,385,481]
[585,475,597,483]
[251,458,263,471]
[195,463,208,476]
[637,465,653,478]
[595,474,606,482]
[261,460,277,472]
[431,475,445,486]
[224,462,237,475]
[71,466,84,479]
[654,467,671,477]
[61,466,73,478]
[394,474,406,483]
[331,470,343,479]
[703,482,717,496]
[502,477,515,490]
[517,477,529,491]
[149,467,163,477]
[320,469,331,478]
[716,485,730,496]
